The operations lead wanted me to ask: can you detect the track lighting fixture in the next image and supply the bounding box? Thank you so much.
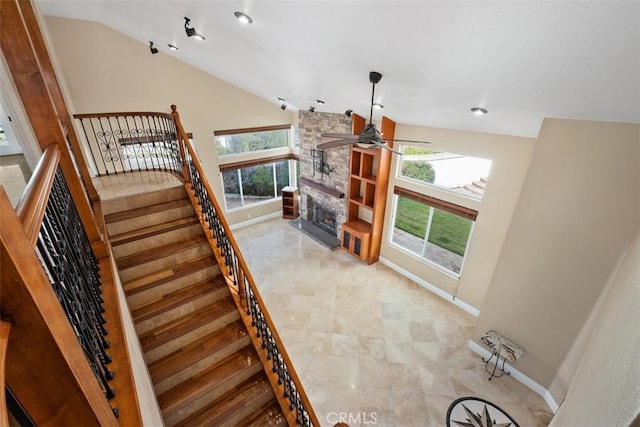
[149,41,158,54]
[184,17,205,40]
[280,104,287,110]
[345,109,353,117]
[309,106,316,113]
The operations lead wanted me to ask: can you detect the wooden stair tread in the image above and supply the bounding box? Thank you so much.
[116,236,207,270]
[105,197,191,224]
[139,296,236,352]
[149,319,249,384]
[159,346,261,417]
[131,276,226,323]
[124,255,216,296]
[236,401,286,427]
[175,371,273,426]
[110,217,200,246]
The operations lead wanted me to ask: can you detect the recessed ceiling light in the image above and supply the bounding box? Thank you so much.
[316,99,325,105]
[373,103,384,109]
[277,97,286,102]
[167,44,179,51]
[471,107,488,115]
[234,11,253,24]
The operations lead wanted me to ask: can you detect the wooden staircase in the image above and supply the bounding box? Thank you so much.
[103,185,286,427]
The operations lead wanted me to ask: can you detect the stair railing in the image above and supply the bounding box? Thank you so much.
[170,105,320,427]
[73,112,183,176]
[0,145,124,426]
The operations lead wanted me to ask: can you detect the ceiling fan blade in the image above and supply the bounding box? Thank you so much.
[321,133,358,139]
[368,140,403,155]
[383,138,433,144]
[317,139,357,149]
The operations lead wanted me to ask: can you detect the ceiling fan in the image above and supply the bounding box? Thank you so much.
[318,71,432,154]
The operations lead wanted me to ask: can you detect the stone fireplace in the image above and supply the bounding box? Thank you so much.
[288,111,352,248]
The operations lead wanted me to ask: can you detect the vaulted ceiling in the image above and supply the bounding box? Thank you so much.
[39,0,639,137]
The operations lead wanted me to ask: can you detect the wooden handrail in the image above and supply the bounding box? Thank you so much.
[15,145,61,248]
[74,111,173,119]
[171,106,320,426]
[0,320,10,427]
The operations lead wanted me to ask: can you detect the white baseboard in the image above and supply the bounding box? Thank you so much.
[230,212,282,231]
[467,340,559,413]
[379,257,480,317]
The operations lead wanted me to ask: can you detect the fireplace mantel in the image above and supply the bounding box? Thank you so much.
[300,177,345,199]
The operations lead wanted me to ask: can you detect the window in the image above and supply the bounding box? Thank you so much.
[220,155,296,210]
[398,146,492,200]
[390,187,477,276]
[215,125,290,156]
[216,125,298,211]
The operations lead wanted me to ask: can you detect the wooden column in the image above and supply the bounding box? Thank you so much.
[0,0,106,258]
[368,116,395,264]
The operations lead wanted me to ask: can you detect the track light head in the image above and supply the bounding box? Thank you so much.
[184,17,205,40]
[149,41,158,54]
[345,109,353,117]
[309,106,316,113]
[280,103,287,110]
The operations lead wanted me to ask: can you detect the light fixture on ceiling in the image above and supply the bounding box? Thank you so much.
[280,103,287,110]
[184,17,205,40]
[234,11,253,24]
[471,107,488,115]
[277,97,286,102]
[373,103,384,109]
[167,44,179,51]
[345,109,353,117]
[316,99,325,105]
[309,106,316,113]
[149,41,158,54]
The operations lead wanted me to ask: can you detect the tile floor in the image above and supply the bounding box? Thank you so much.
[92,171,554,427]
[233,219,554,427]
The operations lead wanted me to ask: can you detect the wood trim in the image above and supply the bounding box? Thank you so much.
[214,124,291,136]
[393,186,479,220]
[219,153,299,171]
[300,176,345,198]
[0,320,10,427]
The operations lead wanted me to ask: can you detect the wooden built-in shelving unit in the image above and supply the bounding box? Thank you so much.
[340,114,395,264]
[281,186,299,219]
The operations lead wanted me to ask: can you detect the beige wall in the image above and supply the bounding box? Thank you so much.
[549,230,640,426]
[473,119,639,399]
[42,16,296,224]
[381,124,536,309]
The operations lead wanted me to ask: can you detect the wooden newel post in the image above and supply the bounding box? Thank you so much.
[171,105,191,184]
